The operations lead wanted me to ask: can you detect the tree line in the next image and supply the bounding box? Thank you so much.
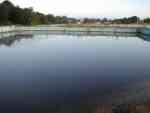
[81,16,150,24]
[0,0,150,26]
[0,0,75,25]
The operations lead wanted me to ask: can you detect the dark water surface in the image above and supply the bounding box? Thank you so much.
[0,33,150,113]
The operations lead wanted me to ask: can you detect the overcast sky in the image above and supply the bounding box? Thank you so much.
[1,0,150,18]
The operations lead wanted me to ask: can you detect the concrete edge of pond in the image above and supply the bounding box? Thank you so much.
[0,25,150,38]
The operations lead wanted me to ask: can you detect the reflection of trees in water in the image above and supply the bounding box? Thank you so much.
[0,34,33,46]
[138,34,150,43]
[0,32,149,47]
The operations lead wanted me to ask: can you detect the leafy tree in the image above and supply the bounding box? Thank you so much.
[10,7,33,25]
[9,7,23,24]
[47,14,56,24]
[127,16,140,24]
[143,18,150,24]
[22,8,33,25]
[0,0,14,25]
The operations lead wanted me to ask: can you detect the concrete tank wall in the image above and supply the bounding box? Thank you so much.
[0,25,149,37]
[0,26,15,33]
[0,26,16,38]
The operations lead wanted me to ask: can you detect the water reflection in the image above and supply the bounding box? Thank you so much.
[0,31,149,47]
[0,34,33,46]
[0,32,150,113]
[138,34,150,42]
